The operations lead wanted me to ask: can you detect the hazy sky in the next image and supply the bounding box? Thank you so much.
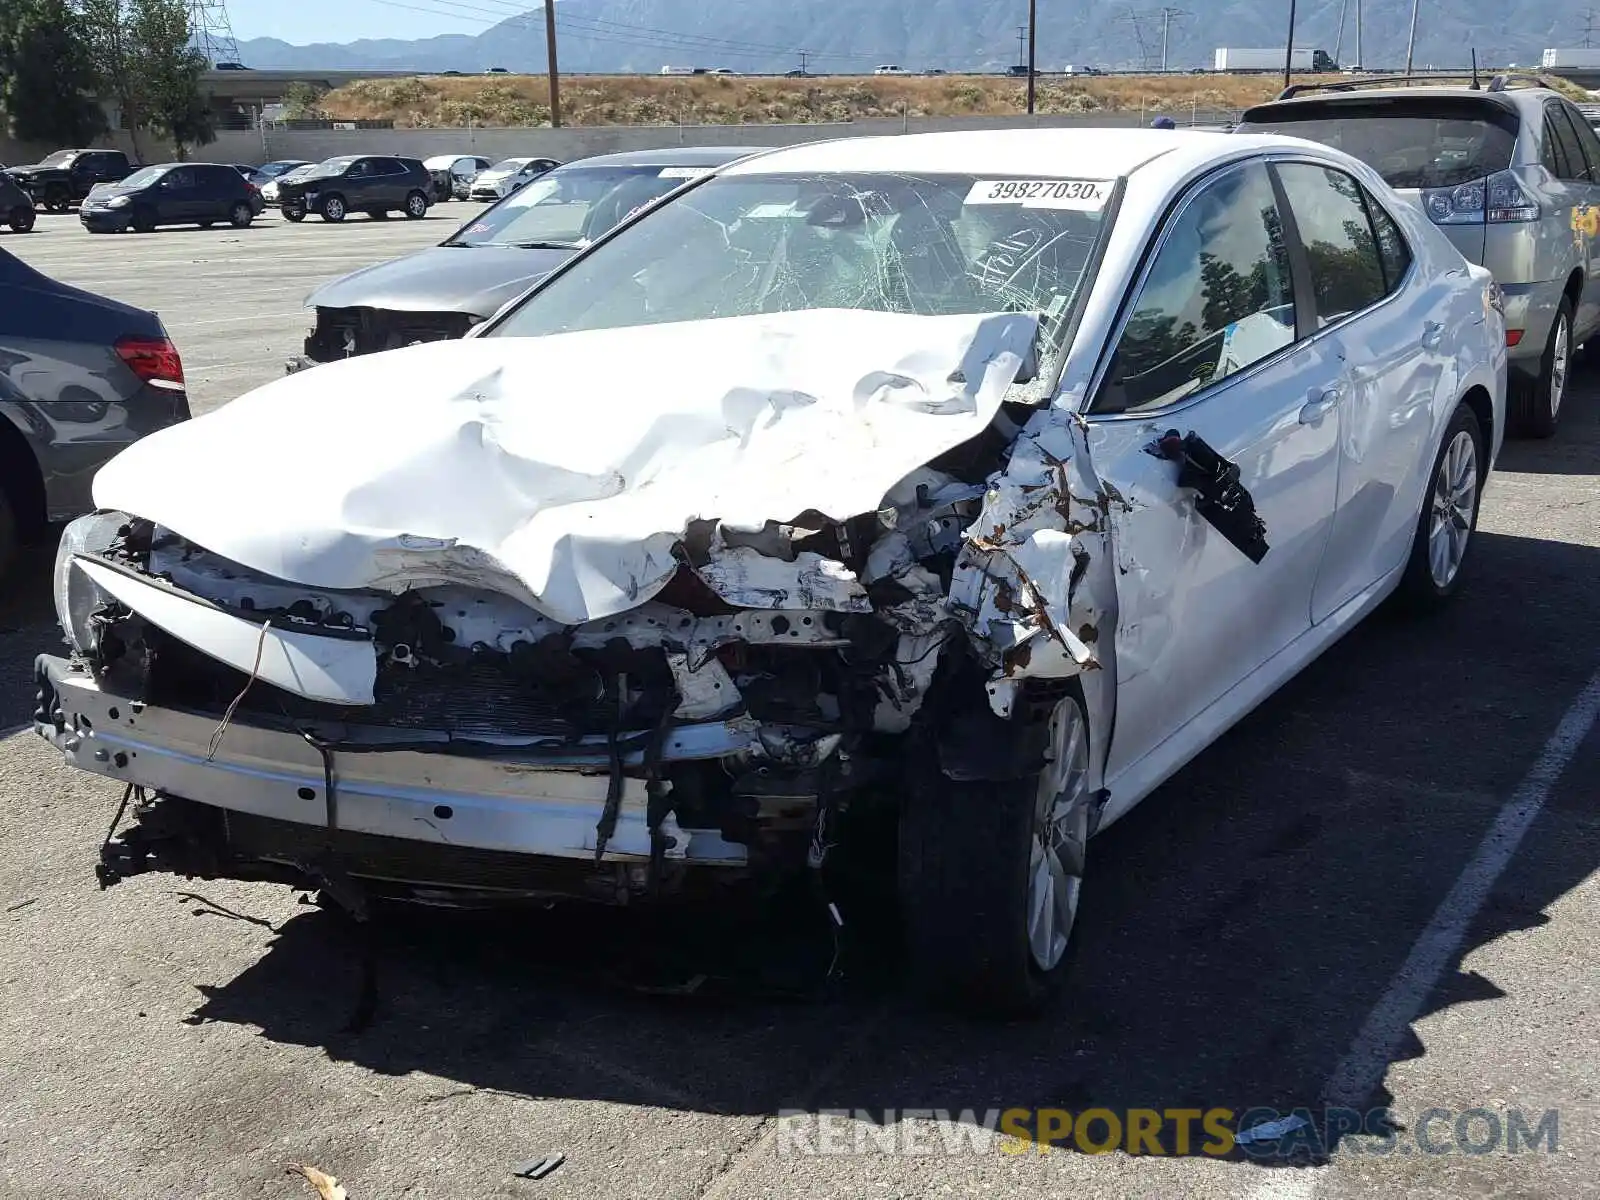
[226,0,499,45]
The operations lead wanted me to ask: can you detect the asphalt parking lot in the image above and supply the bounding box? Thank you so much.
[2,208,1599,1200]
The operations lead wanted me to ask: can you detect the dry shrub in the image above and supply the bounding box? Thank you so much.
[316,72,1322,128]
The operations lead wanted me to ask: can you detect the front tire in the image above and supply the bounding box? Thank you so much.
[282,206,305,222]
[130,207,157,233]
[403,190,429,219]
[8,206,34,232]
[899,692,1091,1016]
[320,195,346,223]
[1395,401,1485,612]
[1511,297,1570,439]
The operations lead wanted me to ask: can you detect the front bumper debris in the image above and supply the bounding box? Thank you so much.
[36,654,752,879]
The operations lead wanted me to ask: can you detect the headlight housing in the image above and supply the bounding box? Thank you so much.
[53,512,127,654]
[105,194,131,209]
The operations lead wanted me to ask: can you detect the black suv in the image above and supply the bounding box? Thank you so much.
[0,171,36,233]
[277,156,434,223]
[79,163,265,234]
[6,149,135,211]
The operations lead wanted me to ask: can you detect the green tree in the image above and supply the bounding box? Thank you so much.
[79,0,145,157]
[0,0,107,146]
[130,0,213,156]
[80,0,214,159]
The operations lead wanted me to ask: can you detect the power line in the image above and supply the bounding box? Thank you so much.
[1157,7,1187,72]
[189,0,240,64]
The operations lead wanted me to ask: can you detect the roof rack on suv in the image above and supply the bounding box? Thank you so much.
[1275,71,1560,101]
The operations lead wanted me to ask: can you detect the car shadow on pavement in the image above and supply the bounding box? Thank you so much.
[1494,361,1600,476]
[183,517,1600,1169]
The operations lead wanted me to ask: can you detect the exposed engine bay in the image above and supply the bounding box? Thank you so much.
[38,309,1121,908]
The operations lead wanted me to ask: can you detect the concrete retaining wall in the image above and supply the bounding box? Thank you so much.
[4,111,1237,171]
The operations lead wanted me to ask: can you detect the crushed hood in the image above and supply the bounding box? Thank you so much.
[93,308,1034,626]
[304,245,573,316]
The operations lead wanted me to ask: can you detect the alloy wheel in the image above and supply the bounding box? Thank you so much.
[1027,698,1090,971]
[1427,429,1479,588]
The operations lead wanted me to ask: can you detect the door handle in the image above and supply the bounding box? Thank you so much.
[1298,386,1344,425]
[1421,321,1445,350]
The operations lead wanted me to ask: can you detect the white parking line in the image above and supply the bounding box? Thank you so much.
[1245,666,1600,1200]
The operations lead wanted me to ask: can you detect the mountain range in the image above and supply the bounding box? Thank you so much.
[232,1,1583,75]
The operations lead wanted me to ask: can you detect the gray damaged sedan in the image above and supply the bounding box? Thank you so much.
[289,146,771,372]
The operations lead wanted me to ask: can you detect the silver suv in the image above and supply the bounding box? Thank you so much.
[1239,74,1599,437]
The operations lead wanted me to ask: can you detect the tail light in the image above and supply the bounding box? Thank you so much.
[115,335,185,392]
[1423,170,1540,225]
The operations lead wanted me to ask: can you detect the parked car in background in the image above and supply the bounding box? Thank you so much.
[245,160,310,189]
[79,163,263,234]
[874,64,907,75]
[277,156,434,223]
[424,154,493,202]
[0,172,36,233]
[0,248,189,577]
[6,149,135,212]
[289,146,767,371]
[1238,74,1600,436]
[259,162,316,206]
[228,164,255,177]
[467,157,560,202]
[55,130,1503,1018]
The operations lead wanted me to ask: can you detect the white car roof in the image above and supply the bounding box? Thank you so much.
[722,128,1317,184]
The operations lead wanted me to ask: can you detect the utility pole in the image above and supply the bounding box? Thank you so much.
[1333,0,1348,64]
[1158,8,1187,72]
[1027,0,1037,112]
[1404,0,1420,76]
[1283,0,1297,89]
[543,2,562,128]
[1584,9,1600,47]
[1017,25,1028,68]
[799,50,809,75]
[1355,0,1362,68]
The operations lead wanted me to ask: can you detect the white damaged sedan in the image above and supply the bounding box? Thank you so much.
[38,130,1505,1014]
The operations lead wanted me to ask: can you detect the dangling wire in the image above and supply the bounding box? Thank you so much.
[205,619,271,762]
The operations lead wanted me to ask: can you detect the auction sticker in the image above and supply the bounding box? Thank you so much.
[964,179,1111,211]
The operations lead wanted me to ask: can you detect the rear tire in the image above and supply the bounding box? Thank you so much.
[403,190,429,219]
[1394,401,1485,612]
[320,195,346,223]
[8,206,34,232]
[228,202,252,228]
[1510,297,1570,439]
[282,206,305,222]
[899,693,1091,1017]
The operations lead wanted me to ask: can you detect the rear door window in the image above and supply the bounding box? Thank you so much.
[1275,164,1388,325]
[1236,97,1519,189]
[372,158,406,176]
[1547,106,1587,182]
[1557,103,1600,181]
[1365,191,1413,292]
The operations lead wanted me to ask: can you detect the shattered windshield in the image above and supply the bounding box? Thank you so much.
[447,164,713,249]
[488,171,1115,387]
